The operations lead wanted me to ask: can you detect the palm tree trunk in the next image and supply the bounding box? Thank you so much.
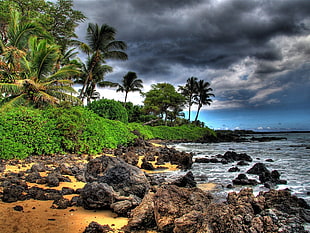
[194,104,202,123]
[188,103,192,122]
[124,91,128,106]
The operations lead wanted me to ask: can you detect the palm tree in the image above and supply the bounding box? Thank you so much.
[75,59,116,104]
[79,23,127,102]
[194,80,214,123]
[117,71,143,105]
[0,9,44,80]
[0,37,81,109]
[179,76,198,122]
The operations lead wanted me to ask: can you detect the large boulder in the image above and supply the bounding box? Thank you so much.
[85,155,150,198]
[223,151,253,162]
[79,182,116,210]
[153,185,212,232]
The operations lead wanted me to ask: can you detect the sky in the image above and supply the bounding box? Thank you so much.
[71,0,310,131]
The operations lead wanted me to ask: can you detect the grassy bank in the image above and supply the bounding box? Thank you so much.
[0,106,215,159]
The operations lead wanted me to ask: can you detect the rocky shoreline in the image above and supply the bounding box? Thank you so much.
[0,138,309,232]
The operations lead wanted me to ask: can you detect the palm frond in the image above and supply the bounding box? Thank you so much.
[0,93,27,111]
[0,82,22,95]
[48,64,81,80]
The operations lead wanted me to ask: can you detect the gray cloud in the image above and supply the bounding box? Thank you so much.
[73,0,310,111]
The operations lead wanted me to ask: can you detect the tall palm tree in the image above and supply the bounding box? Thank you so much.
[117,71,143,105]
[194,80,214,123]
[79,23,127,102]
[0,37,80,109]
[179,76,198,122]
[75,59,115,104]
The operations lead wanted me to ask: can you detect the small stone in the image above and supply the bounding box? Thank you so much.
[13,205,23,211]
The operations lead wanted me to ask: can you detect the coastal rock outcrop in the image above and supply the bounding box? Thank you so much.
[124,187,310,233]
[246,163,287,187]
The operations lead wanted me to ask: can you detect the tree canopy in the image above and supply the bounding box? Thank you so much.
[143,83,185,125]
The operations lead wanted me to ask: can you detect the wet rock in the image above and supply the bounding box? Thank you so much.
[79,182,116,210]
[266,158,274,162]
[223,151,253,162]
[228,167,240,172]
[236,160,249,166]
[195,158,210,163]
[158,147,193,170]
[247,163,269,175]
[83,221,113,233]
[85,156,150,198]
[169,171,197,188]
[232,174,259,186]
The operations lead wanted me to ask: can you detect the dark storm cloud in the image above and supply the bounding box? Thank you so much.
[73,0,310,110]
[74,0,309,70]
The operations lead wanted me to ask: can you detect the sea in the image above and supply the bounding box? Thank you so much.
[169,132,310,205]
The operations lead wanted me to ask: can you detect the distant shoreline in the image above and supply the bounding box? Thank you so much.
[251,130,310,134]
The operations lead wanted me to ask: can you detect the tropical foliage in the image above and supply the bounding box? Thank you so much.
[0,2,216,159]
[143,83,186,125]
[78,23,127,102]
[117,71,143,105]
[87,98,128,123]
[0,9,80,109]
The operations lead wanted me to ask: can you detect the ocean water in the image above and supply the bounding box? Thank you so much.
[170,133,310,204]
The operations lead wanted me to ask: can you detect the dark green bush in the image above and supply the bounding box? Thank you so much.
[87,99,128,123]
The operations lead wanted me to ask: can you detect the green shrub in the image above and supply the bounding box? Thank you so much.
[44,106,136,154]
[87,99,128,123]
[0,107,62,159]
[128,123,215,141]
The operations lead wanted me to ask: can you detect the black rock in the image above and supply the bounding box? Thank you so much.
[30,163,47,172]
[46,173,60,187]
[236,160,249,166]
[79,182,116,209]
[195,158,210,163]
[141,159,155,170]
[232,174,259,186]
[170,171,197,188]
[13,205,23,211]
[247,163,269,175]
[228,167,240,172]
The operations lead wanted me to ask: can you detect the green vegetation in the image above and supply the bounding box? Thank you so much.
[0,1,216,160]
[117,71,143,105]
[128,123,215,140]
[143,83,186,125]
[87,98,128,123]
[0,106,136,159]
